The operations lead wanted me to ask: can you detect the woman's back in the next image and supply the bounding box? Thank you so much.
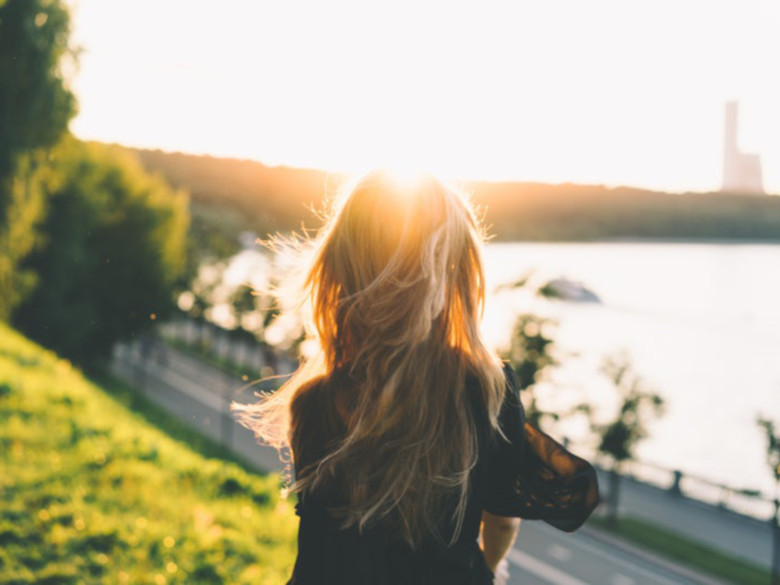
[287,364,599,585]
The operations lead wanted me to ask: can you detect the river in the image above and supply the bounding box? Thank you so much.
[482,241,780,497]
[224,241,780,497]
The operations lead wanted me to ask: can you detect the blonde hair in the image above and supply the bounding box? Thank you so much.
[234,170,505,547]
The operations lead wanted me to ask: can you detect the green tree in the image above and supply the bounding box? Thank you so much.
[0,0,77,319]
[502,313,560,429]
[228,282,280,339]
[0,152,56,318]
[589,353,665,524]
[498,272,586,430]
[756,416,780,585]
[12,140,189,365]
[757,416,780,488]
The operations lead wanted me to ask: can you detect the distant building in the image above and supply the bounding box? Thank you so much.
[722,101,764,194]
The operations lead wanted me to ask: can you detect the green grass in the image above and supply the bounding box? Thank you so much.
[0,323,297,585]
[90,372,255,473]
[590,515,772,585]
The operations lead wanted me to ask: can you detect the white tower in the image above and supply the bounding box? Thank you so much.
[722,101,764,194]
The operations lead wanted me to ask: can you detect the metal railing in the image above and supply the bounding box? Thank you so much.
[618,458,777,523]
[156,318,295,379]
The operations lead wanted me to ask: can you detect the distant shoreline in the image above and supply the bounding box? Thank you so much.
[492,237,780,245]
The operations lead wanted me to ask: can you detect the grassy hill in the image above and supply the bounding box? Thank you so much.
[0,323,296,584]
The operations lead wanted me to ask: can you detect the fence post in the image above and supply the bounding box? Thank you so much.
[670,470,683,496]
[221,373,233,450]
[772,498,779,585]
[137,334,153,393]
[608,468,620,526]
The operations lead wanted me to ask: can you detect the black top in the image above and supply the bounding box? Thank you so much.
[287,364,599,585]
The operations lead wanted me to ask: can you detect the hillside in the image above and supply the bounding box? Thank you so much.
[0,323,296,584]
[121,145,780,242]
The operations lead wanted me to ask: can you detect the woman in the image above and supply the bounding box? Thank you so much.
[235,170,599,584]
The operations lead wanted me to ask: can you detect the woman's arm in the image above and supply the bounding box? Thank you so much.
[480,510,520,572]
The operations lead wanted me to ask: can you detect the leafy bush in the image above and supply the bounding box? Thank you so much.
[13,139,189,365]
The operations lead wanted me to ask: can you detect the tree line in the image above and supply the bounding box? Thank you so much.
[0,0,188,366]
[126,147,780,243]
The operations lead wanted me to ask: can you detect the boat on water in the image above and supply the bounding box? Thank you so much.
[538,277,601,303]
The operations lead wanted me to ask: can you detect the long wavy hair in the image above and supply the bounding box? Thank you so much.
[234,170,505,548]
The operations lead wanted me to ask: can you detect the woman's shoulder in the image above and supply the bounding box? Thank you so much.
[290,376,328,423]
[290,374,349,473]
[465,362,518,415]
[291,371,354,426]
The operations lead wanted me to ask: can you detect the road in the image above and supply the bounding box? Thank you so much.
[505,521,724,585]
[112,342,754,584]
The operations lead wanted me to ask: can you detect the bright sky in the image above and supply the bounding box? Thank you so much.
[66,0,780,193]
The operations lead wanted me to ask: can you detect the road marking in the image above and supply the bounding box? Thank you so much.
[507,549,587,585]
[566,534,682,585]
[529,524,682,585]
[547,544,572,562]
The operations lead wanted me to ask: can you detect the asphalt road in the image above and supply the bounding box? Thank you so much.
[505,520,721,585]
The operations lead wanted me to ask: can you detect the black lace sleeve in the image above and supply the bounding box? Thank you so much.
[483,364,600,532]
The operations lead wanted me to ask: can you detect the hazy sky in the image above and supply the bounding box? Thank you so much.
[67,0,780,193]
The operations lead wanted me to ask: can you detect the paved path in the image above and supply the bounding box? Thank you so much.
[111,342,775,581]
[605,470,773,569]
[506,521,727,585]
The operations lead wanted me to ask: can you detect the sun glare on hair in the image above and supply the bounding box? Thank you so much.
[384,166,428,197]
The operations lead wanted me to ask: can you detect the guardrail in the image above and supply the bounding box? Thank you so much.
[155,318,295,379]
[614,458,778,524]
